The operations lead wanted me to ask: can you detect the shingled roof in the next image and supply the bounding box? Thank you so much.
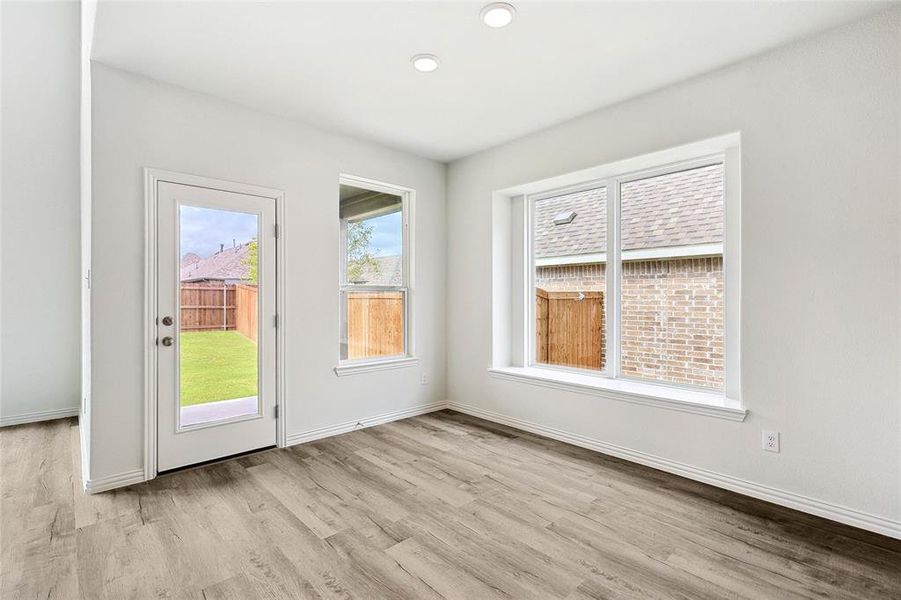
[180,243,253,282]
[356,255,403,286]
[534,163,723,259]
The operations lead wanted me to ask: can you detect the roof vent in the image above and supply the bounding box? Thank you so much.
[553,210,577,225]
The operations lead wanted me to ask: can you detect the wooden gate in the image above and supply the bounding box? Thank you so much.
[536,289,605,369]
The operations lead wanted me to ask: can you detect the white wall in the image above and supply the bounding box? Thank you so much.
[0,1,81,425]
[446,10,901,533]
[89,65,446,481]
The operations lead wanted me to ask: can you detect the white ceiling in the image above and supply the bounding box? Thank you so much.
[92,1,891,162]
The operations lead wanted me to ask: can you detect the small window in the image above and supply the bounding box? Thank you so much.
[339,180,410,362]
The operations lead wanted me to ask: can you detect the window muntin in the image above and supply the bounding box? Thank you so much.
[529,159,726,393]
[339,182,408,362]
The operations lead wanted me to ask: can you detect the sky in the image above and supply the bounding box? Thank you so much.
[365,211,402,256]
[180,205,258,258]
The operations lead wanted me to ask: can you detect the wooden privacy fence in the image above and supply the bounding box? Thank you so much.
[234,284,258,342]
[346,291,404,359]
[180,282,258,341]
[181,283,404,355]
[180,283,236,332]
[536,288,605,369]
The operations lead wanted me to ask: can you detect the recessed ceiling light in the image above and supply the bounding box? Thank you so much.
[411,54,440,73]
[481,2,515,28]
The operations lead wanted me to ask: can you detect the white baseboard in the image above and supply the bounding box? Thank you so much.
[84,469,145,494]
[447,400,901,540]
[286,401,448,447]
[0,406,80,428]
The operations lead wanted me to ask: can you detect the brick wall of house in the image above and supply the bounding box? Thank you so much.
[536,256,723,390]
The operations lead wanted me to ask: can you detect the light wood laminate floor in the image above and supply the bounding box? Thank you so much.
[2,410,899,599]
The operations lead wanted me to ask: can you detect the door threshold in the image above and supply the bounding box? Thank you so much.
[157,445,277,476]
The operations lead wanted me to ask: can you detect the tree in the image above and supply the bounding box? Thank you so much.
[346,220,380,283]
[242,238,258,283]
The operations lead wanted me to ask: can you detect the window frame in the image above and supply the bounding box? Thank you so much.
[335,174,416,374]
[521,141,740,404]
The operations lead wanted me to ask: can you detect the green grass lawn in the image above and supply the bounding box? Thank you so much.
[180,331,258,406]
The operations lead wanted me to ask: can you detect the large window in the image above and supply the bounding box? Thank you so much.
[529,148,735,398]
[338,178,410,363]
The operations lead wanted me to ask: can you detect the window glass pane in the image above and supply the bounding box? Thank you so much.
[339,183,406,361]
[178,205,259,427]
[340,187,403,286]
[620,163,724,390]
[340,290,405,360]
[533,186,607,371]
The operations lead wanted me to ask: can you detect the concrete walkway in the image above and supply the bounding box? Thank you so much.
[181,396,258,427]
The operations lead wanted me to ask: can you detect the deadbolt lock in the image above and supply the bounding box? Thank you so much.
[161,336,174,347]
[161,316,173,326]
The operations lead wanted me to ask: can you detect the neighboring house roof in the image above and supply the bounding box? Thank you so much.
[534,163,723,259]
[357,255,403,286]
[180,243,253,282]
[181,252,202,268]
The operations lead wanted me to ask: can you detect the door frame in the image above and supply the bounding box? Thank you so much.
[143,168,286,481]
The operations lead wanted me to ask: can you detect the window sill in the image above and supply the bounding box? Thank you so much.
[487,366,747,421]
[334,356,419,377]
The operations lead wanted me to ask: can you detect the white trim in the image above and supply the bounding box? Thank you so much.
[534,243,724,267]
[502,133,739,198]
[275,187,287,450]
[143,168,286,482]
[606,177,621,378]
[334,356,420,376]
[84,469,145,494]
[285,400,445,445]
[79,416,90,485]
[722,145,742,402]
[447,401,901,540]
[488,367,745,421]
[0,407,80,428]
[143,170,158,482]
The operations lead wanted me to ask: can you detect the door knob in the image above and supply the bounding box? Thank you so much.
[161,336,174,347]
[161,316,173,326]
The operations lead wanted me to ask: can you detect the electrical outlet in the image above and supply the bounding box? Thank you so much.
[762,430,780,453]
[420,373,428,385]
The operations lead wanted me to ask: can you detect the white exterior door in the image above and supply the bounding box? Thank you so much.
[156,181,277,471]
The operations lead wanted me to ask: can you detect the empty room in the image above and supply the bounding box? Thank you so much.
[2,1,900,598]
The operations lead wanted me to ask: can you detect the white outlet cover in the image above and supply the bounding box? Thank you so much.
[762,430,780,453]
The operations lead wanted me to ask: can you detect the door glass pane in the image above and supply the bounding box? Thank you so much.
[619,163,724,390]
[178,205,260,427]
[533,186,607,371]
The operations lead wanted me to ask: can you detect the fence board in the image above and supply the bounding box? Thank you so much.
[234,284,258,342]
[180,283,235,332]
[346,291,404,358]
[536,288,549,363]
[536,289,604,370]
